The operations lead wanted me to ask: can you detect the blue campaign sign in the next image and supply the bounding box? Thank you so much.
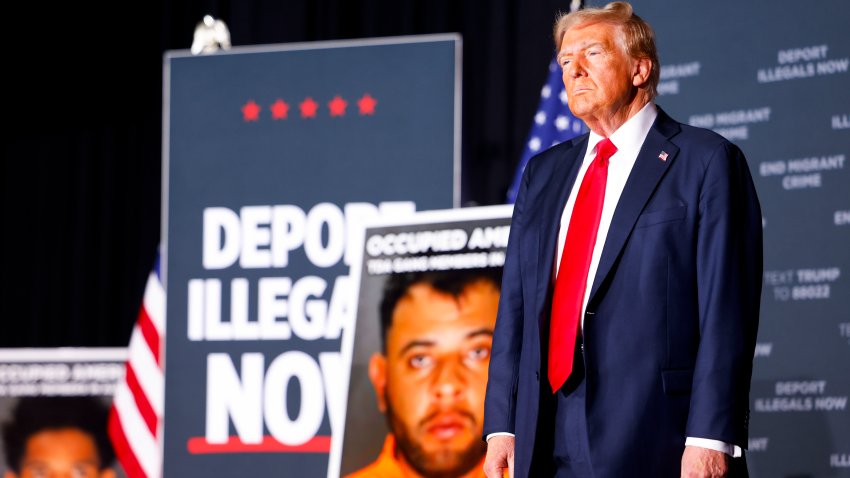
[162,35,460,477]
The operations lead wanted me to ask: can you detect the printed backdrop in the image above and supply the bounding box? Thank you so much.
[626,0,850,475]
[162,35,460,477]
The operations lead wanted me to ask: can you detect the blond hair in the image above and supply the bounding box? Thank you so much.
[554,1,660,98]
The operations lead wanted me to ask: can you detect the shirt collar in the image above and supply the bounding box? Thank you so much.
[586,102,658,157]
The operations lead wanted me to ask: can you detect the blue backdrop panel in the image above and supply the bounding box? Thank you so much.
[162,35,459,477]
[621,1,850,476]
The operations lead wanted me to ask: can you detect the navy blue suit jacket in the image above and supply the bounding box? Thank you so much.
[483,108,762,478]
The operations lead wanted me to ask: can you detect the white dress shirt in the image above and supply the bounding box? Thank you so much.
[489,102,741,457]
[554,102,657,323]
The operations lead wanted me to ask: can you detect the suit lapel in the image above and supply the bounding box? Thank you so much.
[536,135,589,317]
[587,111,681,305]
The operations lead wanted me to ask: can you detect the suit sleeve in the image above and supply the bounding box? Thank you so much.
[686,141,763,447]
[482,160,532,438]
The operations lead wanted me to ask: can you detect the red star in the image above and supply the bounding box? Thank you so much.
[300,97,318,118]
[357,94,377,115]
[270,99,289,120]
[328,96,348,117]
[242,100,261,122]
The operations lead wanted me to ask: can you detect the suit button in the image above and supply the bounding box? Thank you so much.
[535,371,539,381]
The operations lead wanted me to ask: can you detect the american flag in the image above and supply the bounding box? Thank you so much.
[108,255,164,477]
[507,58,585,203]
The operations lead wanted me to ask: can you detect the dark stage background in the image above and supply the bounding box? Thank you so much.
[2,0,569,347]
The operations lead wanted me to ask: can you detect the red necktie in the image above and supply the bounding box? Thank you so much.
[549,138,617,392]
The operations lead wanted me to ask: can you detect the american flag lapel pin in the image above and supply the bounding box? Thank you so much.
[658,151,668,162]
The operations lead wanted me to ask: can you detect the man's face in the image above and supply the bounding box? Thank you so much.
[5,428,115,478]
[369,279,500,477]
[558,21,641,123]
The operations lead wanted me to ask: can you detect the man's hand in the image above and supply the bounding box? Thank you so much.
[681,445,729,478]
[483,435,515,478]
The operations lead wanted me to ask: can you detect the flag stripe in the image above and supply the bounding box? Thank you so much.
[109,408,148,478]
[114,382,161,477]
[129,326,164,415]
[125,363,158,436]
[138,307,161,366]
[110,264,165,478]
[143,273,165,334]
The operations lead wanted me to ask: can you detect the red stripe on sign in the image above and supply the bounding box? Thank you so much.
[125,364,158,435]
[137,307,161,366]
[187,435,331,454]
[108,408,148,478]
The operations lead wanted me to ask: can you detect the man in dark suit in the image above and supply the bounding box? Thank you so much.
[482,3,762,478]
